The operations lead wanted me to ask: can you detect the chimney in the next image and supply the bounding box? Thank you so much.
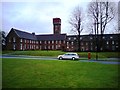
[32,32,35,36]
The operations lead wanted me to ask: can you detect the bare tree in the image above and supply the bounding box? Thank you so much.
[88,0,116,51]
[88,1,116,33]
[69,6,83,51]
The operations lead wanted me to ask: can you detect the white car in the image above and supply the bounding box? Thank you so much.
[57,53,80,60]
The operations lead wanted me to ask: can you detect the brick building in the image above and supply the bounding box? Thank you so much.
[6,18,119,51]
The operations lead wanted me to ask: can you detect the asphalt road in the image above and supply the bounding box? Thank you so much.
[1,55,57,60]
[1,55,120,64]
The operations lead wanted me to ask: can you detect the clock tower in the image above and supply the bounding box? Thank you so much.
[53,18,61,34]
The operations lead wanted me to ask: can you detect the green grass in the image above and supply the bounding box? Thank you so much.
[2,50,120,59]
[2,58,119,88]
[2,50,65,57]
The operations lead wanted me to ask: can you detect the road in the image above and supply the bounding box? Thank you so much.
[1,54,120,64]
[1,55,57,60]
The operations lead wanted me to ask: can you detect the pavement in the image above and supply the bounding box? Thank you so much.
[1,54,120,64]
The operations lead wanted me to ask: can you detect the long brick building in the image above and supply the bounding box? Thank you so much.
[6,18,119,51]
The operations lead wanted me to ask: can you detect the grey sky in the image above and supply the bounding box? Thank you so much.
[1,0,119,35]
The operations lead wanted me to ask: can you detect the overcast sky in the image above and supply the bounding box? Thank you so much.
[1,0,119,35]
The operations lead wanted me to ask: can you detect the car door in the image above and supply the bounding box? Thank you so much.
[63,54,69,59]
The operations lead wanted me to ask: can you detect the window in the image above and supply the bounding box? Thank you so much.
[48,46,50,49]
[110,36,113,39]
[71,42,74,45]
[13,37,16,42]
[9,38,11,42]
[20,39,22,42]
[24,44,26,49]
[81,42,83,45]
[13,44,16,50]
[27,45,29,49]
[52,45,54,49]
[32,45,33,49]
[30,40,31,43]
[27,40,29,43]
[91,43,93,45]
[52,41,54,44]
[45,41,46,44]
[59,41,61,44]
[80,37,82,40]
[91,47,93,51]
[103,37,105,39]
[45,46,46,49]
[25,40,26,43]
[106,41,109,44]
[34,45,35,49]
[39,46,41,50]
[40,41,41,44]
[68,37,71,40]
[56,45,58,49]
[74,37,76,40]
[58,45,60,47]
[20,44,22,50]
[64,40,66,44]
[36,46,38,49]
[30,45,31,49]
[116,42,118,45]
[56,41,58,44]
[67,42,69,45]
[90,37,93,39]
[112,46,115,50]
[86,42,88,45]
[112,41,114,44]
[48,41,50,44]
[116,46,118,48]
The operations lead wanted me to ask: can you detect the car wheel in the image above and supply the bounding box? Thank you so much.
[72,57,75,60]
[59,57,63,60]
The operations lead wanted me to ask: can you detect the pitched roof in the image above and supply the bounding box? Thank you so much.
[12,28,37,40]
[10,28,66,41]
[36,34,66,41]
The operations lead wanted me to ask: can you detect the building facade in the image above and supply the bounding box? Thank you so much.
[5,18,119,52]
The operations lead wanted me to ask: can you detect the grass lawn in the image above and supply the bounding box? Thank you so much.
[2,58,119,88]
